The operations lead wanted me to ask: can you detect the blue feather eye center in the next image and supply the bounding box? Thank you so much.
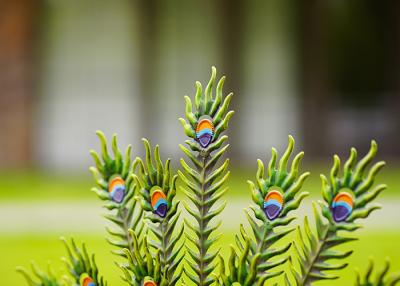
[263,188,284,220]
[108,176,126,203]
[331,190,354,222]
[196,116,214,148]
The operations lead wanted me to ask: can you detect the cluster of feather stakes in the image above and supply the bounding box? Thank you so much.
[17,67,397,286]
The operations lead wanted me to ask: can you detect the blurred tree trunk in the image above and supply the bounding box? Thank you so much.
[0,0,38,168]
[391,0,400,157]
[216,0,245,160]
[133,0,160,141]
[298,0,331,158]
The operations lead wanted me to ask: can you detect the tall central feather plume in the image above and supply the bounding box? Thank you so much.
[178,67,234,285]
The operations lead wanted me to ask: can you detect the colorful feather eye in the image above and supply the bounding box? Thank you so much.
[196,116,214,148]
[80,274,95,286]
[143,277,157,286]
[263,190,284,220]
[108,176,125,203]
[151,189,168,218]
[332,191,354,222]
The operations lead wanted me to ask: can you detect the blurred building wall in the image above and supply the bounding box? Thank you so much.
[35,0,140,169]
[31,0,299,170]
[298,0,400,158]
[239,1,299,160]
[0,0,399,170]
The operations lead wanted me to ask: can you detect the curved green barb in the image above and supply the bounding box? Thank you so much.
[219,136,310,285]
[289,140,386,286]
[178,67,234,286]
[17,263,61,286]
[218,238,264,286]
[17,238,107,286]
[355,259,400,286]
[133,139,185,285]
[89,131,145,258]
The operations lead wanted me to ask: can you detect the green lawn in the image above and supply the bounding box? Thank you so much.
[4,230,400,286]
[1,165,400,285]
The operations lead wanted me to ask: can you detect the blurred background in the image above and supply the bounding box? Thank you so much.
[1,0,400,285]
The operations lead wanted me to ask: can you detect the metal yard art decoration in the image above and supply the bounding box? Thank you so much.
[18,67,400,286]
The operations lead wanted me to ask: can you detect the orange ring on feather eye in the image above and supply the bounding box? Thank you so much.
[264,190,284,204]
[108,176,125,192]
[333,191,354,207]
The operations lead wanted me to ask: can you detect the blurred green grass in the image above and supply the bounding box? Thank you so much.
[1,164,400,285]
[3,230,400,286]
[1,164,399,201]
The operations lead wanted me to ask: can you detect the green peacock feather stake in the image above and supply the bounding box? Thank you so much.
[133,139,185,285]
[219,135,310,285]
[17,238,107,286]
[355,259,400,286]
[118,229,163,286]
[178,66,234,285]
[61,238,107,286]
[90,131,159,285]
[17,262,61,286]
[289,140,386,285]
[90,131,144,257]
[90,131,161,286]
